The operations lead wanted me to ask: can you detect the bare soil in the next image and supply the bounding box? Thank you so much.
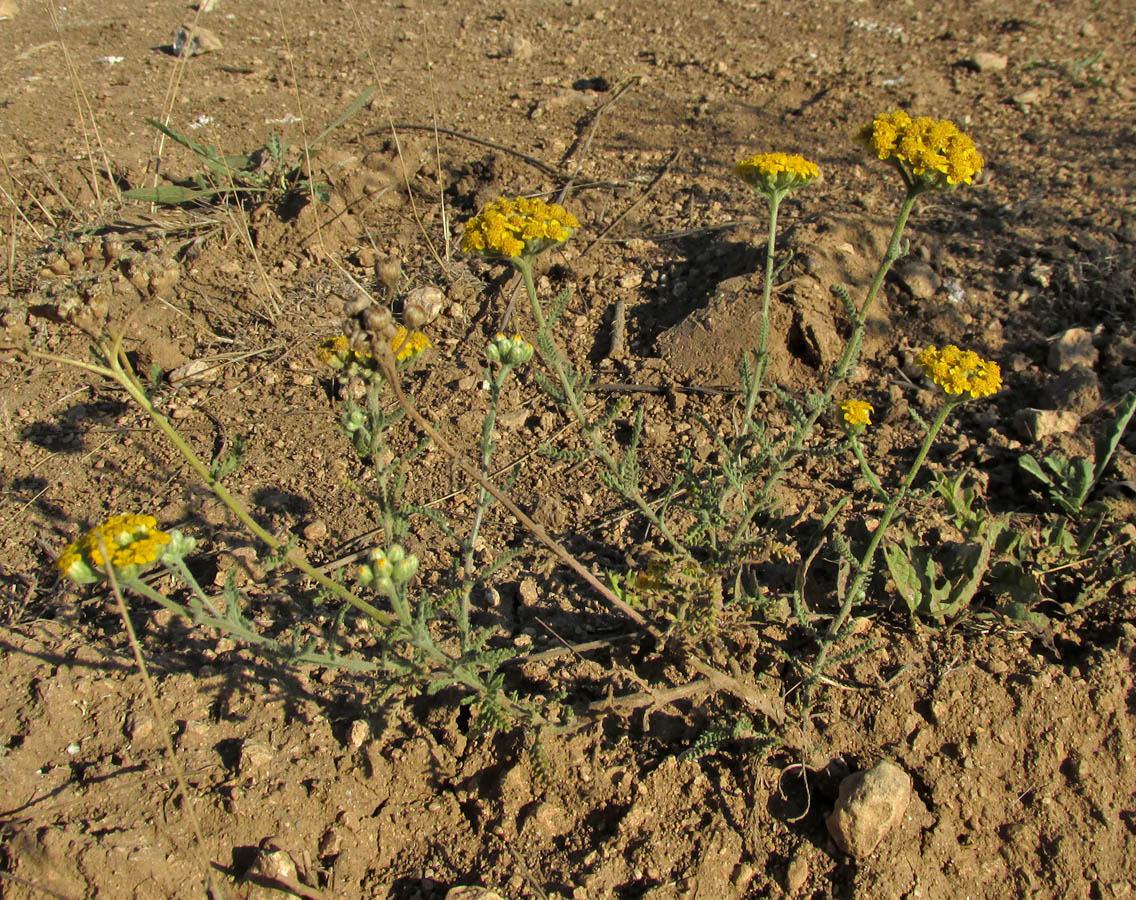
[2,1,1135,898]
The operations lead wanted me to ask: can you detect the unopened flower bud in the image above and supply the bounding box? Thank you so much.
[385,544,406,566]
[344,408,367,432]
[376,258,402,293]
[356,564,375,586]
[505,335,534,366]
[362,305,394,335]
[391,554,419,584]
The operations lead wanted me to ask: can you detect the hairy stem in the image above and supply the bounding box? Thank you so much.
[812,399,956,675]
[517,258,692,560]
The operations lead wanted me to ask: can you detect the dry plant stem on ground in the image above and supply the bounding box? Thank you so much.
[374,348,786,724]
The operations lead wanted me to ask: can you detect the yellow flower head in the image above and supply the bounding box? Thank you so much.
[461,197,581,261]
[57,514,172,585]
[318,329,429,377]
[735,152,820,197]
[917,345,1002,399]
[860,111,984,187]
[840,399,875,427]
[390,326,431,363]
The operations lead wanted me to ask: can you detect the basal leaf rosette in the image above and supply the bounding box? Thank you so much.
[735,152,820,198]
[860,111,984,189]
[58,513,172,584]
[461,197,581,262]
[918,344,1002,399]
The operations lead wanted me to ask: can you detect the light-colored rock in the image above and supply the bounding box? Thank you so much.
[786,853,810,894]
[345,718,370,750]
[0,0,19,18]
[504,35,532,60]
[1048,327,1097,372]
[403,285,446,327]
[971,51,1008,72]
[239,740,274,775]
[1014,407,1081,442]
[302,518,328,542]
[446,888,507,900]
[172,24,222,57]
[825,760,912,858]
[168,359,219,385]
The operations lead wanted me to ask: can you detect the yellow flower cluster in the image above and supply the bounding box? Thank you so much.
[861,111,984,186]
[461,197,580,260]
[318,328,430,371]
[390,326,431,362]
[57,514,171,584]
[840,399,875,427]
[735,152,820,196]
[918,345,1002,399]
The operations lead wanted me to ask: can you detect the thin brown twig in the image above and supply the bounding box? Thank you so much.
[556,76,640,205]
[369,124,562,178]
[579,149,681,257]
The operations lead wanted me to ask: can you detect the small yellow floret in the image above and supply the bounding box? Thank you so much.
[917,345,1002,399]
[462,197,581,260]
[840,399,875,427]
[860,111,984,187]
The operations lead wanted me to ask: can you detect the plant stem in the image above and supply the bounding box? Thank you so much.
[89,338,394,626]
[460,366,505,651]
[812,399,956,675]
[727,187,922,552]
[516,258,692,561]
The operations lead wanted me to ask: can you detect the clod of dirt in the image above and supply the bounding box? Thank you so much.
[825,759,912,858]
[1048,327,1099,372]
[1014,407,1081,442]
[1041,365,1101,417]
[969,51,1010,72]
[893,259,940,300]
[445,888,506,900]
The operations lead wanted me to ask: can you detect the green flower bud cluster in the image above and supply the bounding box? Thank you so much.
[356,543,419,594]
[484,333,534,367]
[343,408,368,433]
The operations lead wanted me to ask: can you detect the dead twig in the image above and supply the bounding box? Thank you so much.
[580,149,681,257]
[370,123,562,178]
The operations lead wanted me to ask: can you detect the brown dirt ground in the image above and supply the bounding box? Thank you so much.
[2,1,1136,898]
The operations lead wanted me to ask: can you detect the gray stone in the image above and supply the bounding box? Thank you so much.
[825,760,912,858]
